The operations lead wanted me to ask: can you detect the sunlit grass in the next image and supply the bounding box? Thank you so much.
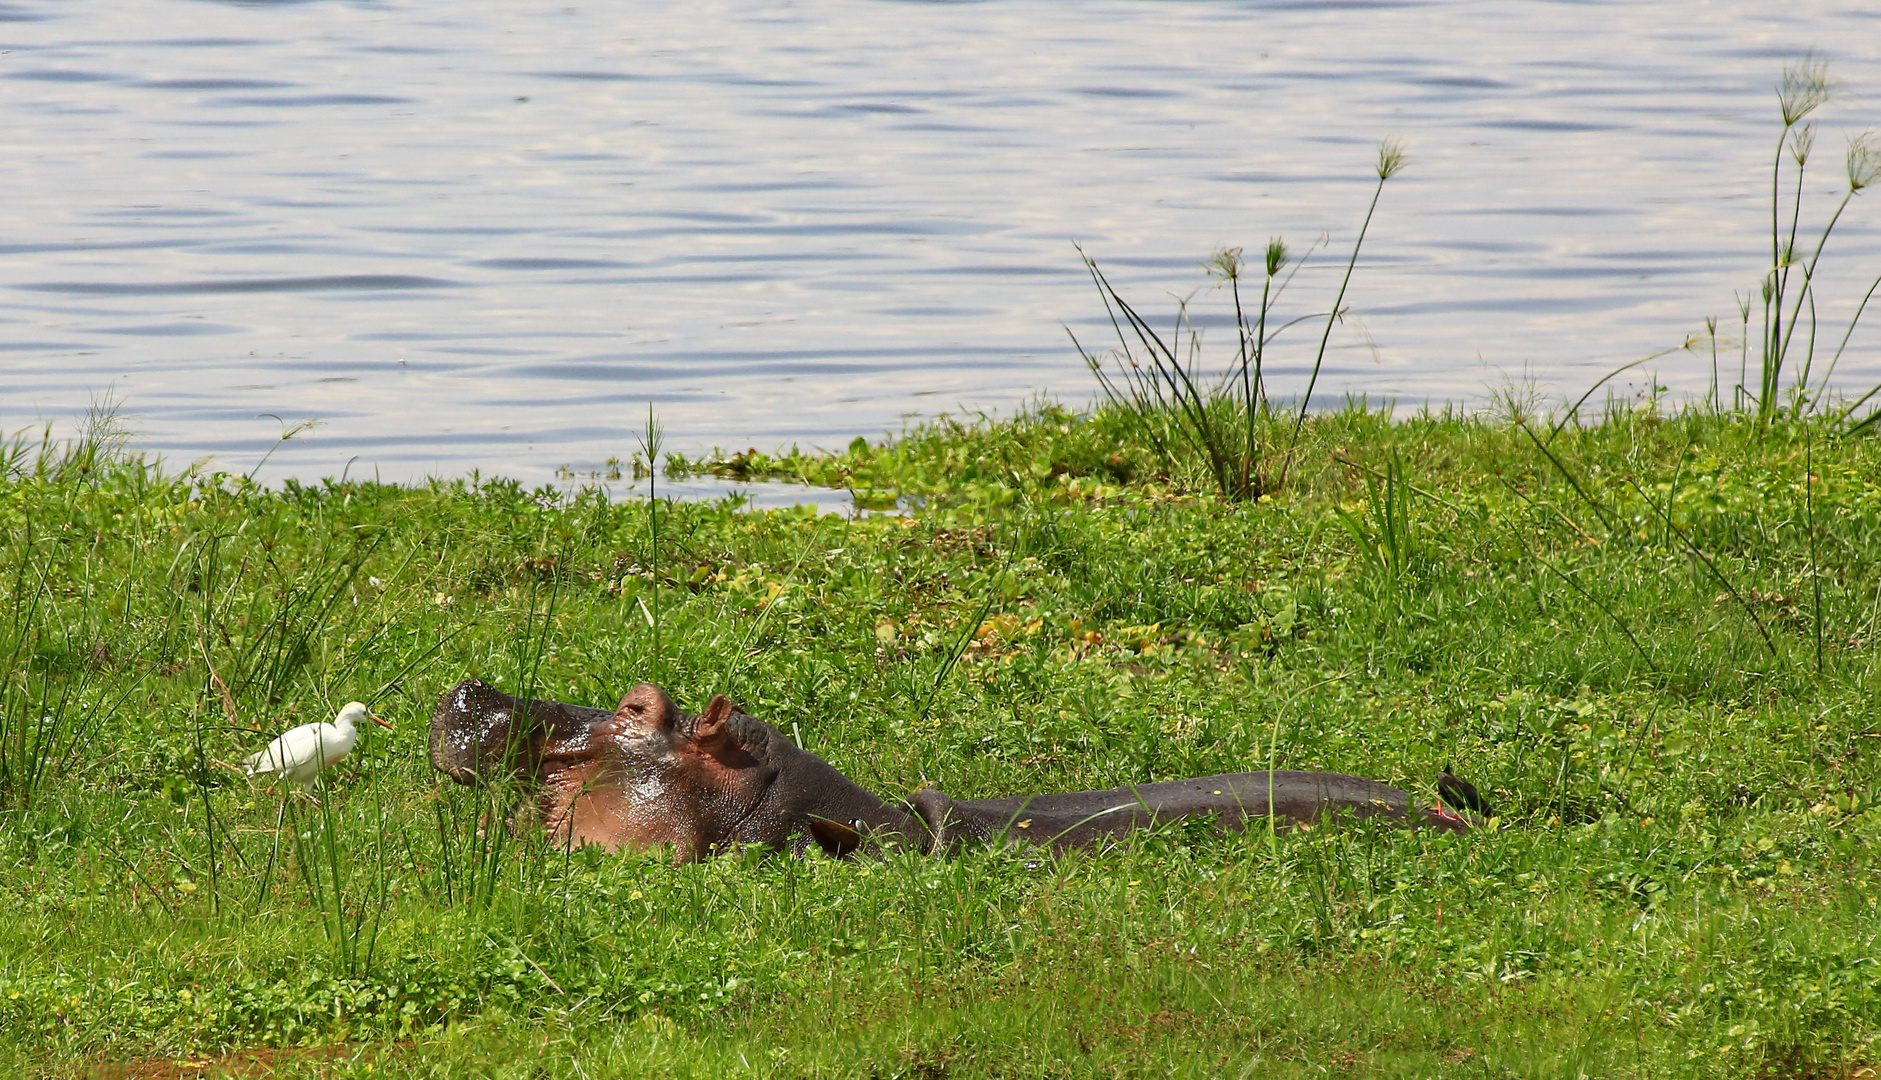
[2,396,1880,1076]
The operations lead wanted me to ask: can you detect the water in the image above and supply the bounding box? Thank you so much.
[4,0,1879,486]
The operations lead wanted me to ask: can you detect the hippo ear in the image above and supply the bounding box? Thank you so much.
[615,683,679,733]
[691,694,739,757]
[807,815,862,857]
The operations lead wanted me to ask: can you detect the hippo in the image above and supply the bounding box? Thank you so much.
[429,678,1474,860]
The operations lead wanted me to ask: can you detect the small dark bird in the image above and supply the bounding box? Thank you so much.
[1437,766,1493,818]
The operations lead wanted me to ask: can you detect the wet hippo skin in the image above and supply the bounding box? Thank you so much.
[430,678,1471,860]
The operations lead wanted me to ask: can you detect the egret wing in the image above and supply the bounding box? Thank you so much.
[245,722,342,778]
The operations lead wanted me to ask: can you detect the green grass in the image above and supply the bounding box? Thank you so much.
[3,400,1881,1078]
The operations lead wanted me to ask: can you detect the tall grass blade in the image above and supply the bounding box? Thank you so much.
[1492,475,1659,674]
[641,406,666,683]
[1333,451,1418,582]
[1821,273,1881,415]
[920,563,1007,725]
[1619,477,1778,656]
[1517,424,1621,532]
[1807,428,1824,673]
[1284,139,1403,478]
[1075,146,1396,501]
[1548,343,1689,441]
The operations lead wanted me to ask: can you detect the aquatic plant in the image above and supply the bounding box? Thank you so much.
[1743,56,1881,426]
[1073,140,1404,500]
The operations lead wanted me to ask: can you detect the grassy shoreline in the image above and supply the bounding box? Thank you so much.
[3,401,1879,1078]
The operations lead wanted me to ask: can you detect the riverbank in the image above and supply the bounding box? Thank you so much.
[2,402,1877,1078]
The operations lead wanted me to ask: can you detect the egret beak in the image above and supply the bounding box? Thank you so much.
[370,713,394,730]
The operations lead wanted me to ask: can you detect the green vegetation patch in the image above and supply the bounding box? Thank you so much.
[3,402,1881,1078]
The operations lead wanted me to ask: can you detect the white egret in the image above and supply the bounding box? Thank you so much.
[243,701,393,789]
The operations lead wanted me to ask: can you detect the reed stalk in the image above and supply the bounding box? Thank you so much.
[1284,139,1405,480]
[1750,58,1880,423]
[1072,141,1400,500]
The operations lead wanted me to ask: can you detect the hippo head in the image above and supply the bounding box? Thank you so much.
[430,678,782,860]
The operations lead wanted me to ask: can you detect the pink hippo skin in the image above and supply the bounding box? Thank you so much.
[429,678,1474,861]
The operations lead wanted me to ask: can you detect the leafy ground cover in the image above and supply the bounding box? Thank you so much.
[2,400,1879,1078]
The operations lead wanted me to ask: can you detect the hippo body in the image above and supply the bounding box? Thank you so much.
[429,678,1468,860]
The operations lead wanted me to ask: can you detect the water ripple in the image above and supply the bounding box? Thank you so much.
[0,0,1874,486]
[19,275,459,295]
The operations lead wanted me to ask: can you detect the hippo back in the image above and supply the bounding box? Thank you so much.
[927,770,1449,850]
